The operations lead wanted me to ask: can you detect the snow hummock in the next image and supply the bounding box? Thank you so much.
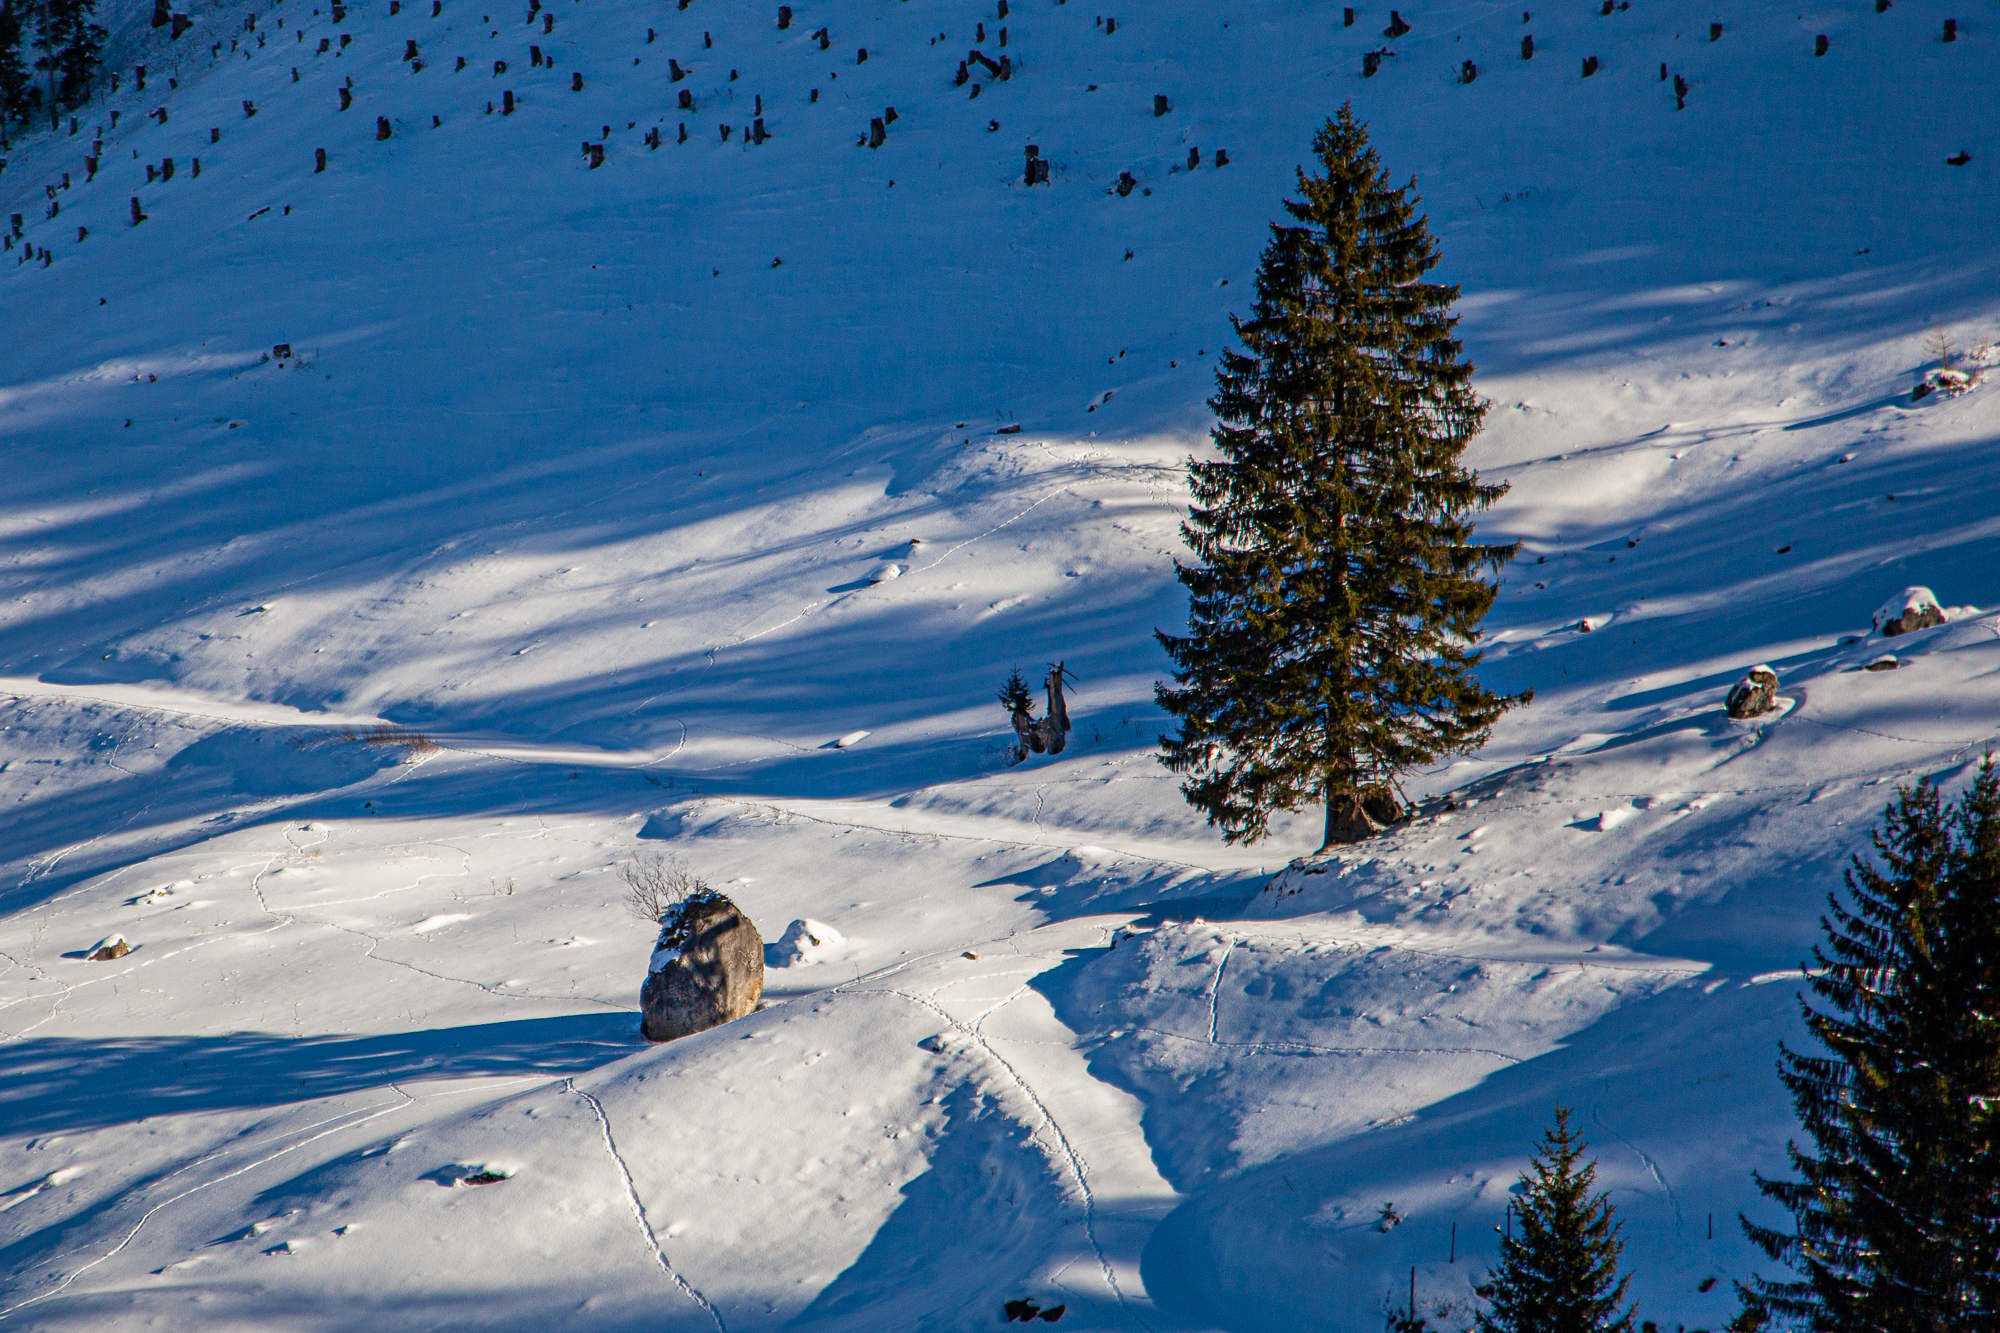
[770,917,845,967]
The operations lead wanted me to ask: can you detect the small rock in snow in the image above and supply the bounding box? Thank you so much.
[834,730,870,748]
[1872,585,1946,637]
[865,562,902,584]
[1863,654,1901,672]
[87,934,130,961]
[1724,664,1779,719]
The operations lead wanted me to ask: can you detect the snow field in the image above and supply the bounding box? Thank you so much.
[2,0,1999,1326]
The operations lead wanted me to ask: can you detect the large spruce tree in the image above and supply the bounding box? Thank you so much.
[1476,1107,1636,1333]
[29,0,99,129]
[1741,762,2000,1328]
[1156,104,1525,849]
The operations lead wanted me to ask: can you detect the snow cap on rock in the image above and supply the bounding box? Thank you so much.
[1872,586,1946,637]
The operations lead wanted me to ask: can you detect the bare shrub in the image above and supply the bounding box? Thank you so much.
[335,725,441,756]
[623,853,709,924]
[1924,326,1959,367]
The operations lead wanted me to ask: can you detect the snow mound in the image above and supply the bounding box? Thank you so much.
[770,917,845,966]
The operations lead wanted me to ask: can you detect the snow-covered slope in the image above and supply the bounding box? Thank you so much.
[2,0,1997,1327]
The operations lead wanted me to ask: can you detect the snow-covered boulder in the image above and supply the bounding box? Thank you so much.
[640,891,764,1042]
[1725,664,1779,719]
[86,934,130,961]
[769,918,844,967]
[1872,586,1947,637]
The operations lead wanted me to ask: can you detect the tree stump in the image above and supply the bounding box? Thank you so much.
[162,157,175,180]
[1709,21,1722,40]
[340,86,352,109]
[752,116,767,142]
[572,71,583,90]
[1521,33,1533,57]
[679,88,693,109]
[1460,59,1477,82]
[316,146,327,170]
[1384,10,1411,37]
[1943,18,1956,41]
[376,115,392,139]
[1186,145,1199,168]
[1153,93,1169,115]
[1581,55,1598,76]
[1814,33,1828,55]
[1344,6,1354,24]
[1115,169,1135,195]
[130,196,146,225]
[778,3,790,26]
[404,38,419,59]
[868,115,886,147]
[670,58,686,80]
[503,89,515,112]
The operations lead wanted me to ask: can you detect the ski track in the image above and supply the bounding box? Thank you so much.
[881,981,1152,1331]
[565,1078,726,1333]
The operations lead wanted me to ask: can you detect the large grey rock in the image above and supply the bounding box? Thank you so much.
[1725,664,1779,719]
[640,892,764,1042]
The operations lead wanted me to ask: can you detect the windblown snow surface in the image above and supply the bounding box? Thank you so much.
[1,0,1996,1327]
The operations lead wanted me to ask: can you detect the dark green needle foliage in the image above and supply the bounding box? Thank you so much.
[1476,1107,1636,1333]
[1741,761,2000,1329]
[1155,103,1526,850]
[0,0,40,130]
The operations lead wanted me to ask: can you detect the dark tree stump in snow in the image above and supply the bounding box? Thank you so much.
[316,146,328,170]
[572,71,583,89]
[1153,93,1169,115]
[404,38,419,59]
[1814,33,1828,55]
[530,44,541,64]
[1709,21,1722,40]
[340,86,352,108]
[752,116,767,142]
[503,89,516,112]
[1384,10,1410,37]
[376,115,392,139]
[1115,170,1135,195]
[813,26,828,49]
[678,121,687,141]
[883,105,897,123]
[162,157,175,180]
[543,11,553,31]
[679,88,693,109]
[1104,17,1116,33]
[955,60,969,85]
[1362,49,1384,76]
[1215,148,1229,166]
[856,46,867,62]
[1460,59,1477,82]
[130,197,146,225]
[243,99,257,116]
[1581,55,1598,76]
[1187,145,1200,168]
[1943,19,1956,41]
[777,3,790,27]
[494,58,506,74]
[868,115,886,147]
[997,0,1008,16]
[172,13,192,37]
[638,894,763,1043]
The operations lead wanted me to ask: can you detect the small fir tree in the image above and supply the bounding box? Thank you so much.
[1741,762,2000,1328]
[1156,103,1526,849]
[997,667,1035,724]
[0,0,40,130]
[1475,1107,1635,1333]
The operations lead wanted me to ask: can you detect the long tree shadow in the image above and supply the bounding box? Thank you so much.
[0,1012,641,1139]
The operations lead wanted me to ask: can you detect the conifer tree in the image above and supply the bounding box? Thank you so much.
[29,0,100,127]
[0,0,40,130]
[1156,103,1526,848]
[1740,762,2000,1328]
[1476,1107,1635,1333]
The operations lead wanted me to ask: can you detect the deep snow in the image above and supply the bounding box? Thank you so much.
[2,0,1997,1327]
